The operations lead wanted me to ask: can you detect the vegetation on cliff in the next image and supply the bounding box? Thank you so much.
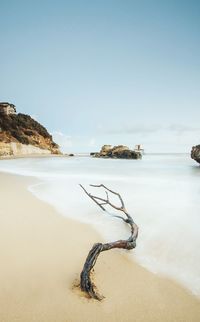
[0,112,60,154]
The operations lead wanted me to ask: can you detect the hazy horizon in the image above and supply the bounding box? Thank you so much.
[0,0,200,153]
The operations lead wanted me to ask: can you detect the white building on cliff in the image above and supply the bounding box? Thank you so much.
[0,102,16,115]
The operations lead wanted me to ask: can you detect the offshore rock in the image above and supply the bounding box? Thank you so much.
[93,145,142,159]
[191,145,200,164]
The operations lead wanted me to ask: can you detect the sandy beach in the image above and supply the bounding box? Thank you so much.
[0,172,200,322]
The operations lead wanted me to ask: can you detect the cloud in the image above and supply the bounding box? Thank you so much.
[88,138,96,147]
[168,124,200,133]
[52,131,73,153]
[103,123,200,135]
[52,132,99,153]
[104,124,163,135]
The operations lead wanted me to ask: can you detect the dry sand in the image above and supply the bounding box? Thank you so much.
[0,172,199,322]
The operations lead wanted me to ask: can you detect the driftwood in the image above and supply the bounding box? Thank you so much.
[79,184,139,300]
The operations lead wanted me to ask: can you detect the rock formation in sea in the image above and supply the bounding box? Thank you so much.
[92,144,142,159]
[0,102,60,156]
[191,145,200,164]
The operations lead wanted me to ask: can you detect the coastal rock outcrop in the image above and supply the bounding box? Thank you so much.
[191,145,200,164]
[0,103,60,156]
[92,145,142,159]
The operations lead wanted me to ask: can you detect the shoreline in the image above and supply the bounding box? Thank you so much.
[0,153,66,160]
[0,152,191,161]
[0,171,200,321]
[0,153,92,160]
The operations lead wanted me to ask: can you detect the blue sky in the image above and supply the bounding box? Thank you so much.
[0,0,199,152]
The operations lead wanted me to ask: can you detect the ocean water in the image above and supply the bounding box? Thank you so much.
[0,154,199,297]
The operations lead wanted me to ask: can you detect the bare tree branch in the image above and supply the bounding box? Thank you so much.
[79,184,139,300]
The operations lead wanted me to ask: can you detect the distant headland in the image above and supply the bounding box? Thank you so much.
[191,145,200,165]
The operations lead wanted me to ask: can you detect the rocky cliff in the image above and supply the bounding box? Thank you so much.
[191,145,200,165]
[92,145,142,159]
[0,110,60,156]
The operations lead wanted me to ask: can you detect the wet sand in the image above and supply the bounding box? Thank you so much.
[0,172,199,322]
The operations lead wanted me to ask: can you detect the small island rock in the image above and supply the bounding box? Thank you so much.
[92,145,142,159]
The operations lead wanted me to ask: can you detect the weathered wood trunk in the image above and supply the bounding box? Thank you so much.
[79,184,139,300]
